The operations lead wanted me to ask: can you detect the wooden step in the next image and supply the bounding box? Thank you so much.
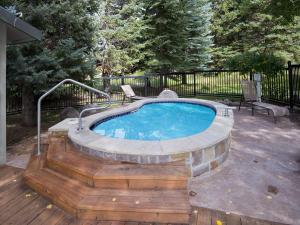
[24,168,191,223]
[46,137,190,189]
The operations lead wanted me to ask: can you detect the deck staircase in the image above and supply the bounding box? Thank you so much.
[23,136,191,223]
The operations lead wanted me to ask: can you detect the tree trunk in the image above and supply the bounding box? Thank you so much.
[102,73,111,93]
[22,85,36,127]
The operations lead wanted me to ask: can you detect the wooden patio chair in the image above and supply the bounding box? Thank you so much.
[239,80,289,123]
[121,85,147,104]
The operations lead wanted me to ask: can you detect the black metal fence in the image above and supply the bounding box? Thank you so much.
[261,62,300,108]
[6,86,22,114]
[6,64,300,115]
[92,70,244,102]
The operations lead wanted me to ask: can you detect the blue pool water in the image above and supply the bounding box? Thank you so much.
[91,102,216,141]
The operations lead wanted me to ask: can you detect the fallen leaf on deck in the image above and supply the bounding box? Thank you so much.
[268,185,278,194]
[189,191,197,196]
[216,219,223,225]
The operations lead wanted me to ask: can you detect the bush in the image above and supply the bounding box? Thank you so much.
[225,52,285,76]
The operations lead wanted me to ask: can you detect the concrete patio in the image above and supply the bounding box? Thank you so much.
[190,107,300,225]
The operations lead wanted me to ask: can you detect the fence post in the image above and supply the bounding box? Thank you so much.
[164,75,168,88]
[249,72,253,80]
[288,61,294,110]
[160,74,163,91]
[193,73,196,96]
[144,76,148,97]
[90,92,93,104]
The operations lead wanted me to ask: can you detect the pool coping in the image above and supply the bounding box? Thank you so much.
[69,99,232,151]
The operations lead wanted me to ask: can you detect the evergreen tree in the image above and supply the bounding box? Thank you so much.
[265,0,300,23]
[183,0,213,69]
[142,0,212,72]
[211,0,300,67]
[4,0,101,126]
[97,0,147,91]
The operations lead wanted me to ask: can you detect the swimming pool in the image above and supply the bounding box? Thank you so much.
[91,102,216,141]
[66,98,234,176]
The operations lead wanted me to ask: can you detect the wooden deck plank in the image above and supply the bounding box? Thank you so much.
[54,214,75,225]
[211,210,227,225]
[3,196,49,225]
[226,213,242,225]
[0,165,22,179]
[124,222,138,225]
[110,221,125,225]
[76,210,190,224]
[0,187,39,222]
[241,216,264,225]
[0,165,23,186]
[28,205,65,225]
[196,207,211,225]
[0,180,29,208]
[190,207,198,225]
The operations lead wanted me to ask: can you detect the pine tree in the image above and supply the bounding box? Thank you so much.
[183,0,213,70]
[142,0,188,72]
[5,0,101,126]
[96,0,147,91]
[211,0,300,67]
[142,0,212,72]
[265,0,300,23]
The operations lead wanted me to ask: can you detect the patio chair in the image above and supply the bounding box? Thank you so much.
[121,85,147,104]
[239,80,289,123]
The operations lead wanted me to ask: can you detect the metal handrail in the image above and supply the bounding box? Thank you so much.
[215,106,236,117]
[77,106,109,131]
[37,79,111,155]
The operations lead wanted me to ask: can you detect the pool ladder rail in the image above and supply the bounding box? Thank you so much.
[77,106,110,131]
[220,106,236,117]
[37,79,111,156]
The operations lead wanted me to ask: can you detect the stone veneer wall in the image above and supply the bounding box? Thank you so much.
[66,133,231,177]
[189,134,231,176]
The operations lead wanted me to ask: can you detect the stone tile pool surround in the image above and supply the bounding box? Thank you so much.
[63,98,234,177]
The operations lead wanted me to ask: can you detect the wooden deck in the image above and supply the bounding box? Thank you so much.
[0,165,287,225]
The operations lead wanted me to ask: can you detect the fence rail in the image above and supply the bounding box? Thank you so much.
[6,64,300,115]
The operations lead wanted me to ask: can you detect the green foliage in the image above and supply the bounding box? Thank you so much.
[183,0,213,70]
[5,0,101,92]
[265,0,300,23]
[97,0,147,75]
[225,52,285,75]
[3,0,299,80]
[211,0,300,67]
[143,0,212,72]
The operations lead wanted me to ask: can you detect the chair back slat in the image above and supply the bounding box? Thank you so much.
[241,80,257,101]
[121,85,136,98]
